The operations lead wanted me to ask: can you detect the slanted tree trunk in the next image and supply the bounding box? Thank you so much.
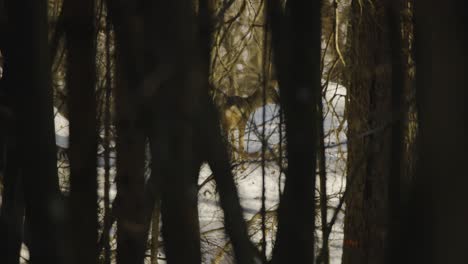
[198,1,260,263]
[63,0,98,263]
[267,0,322,263]
[2,0,64,263]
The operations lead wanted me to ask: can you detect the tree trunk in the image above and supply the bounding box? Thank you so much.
[153,2,203,263]
[64,0,98,263]
[203,98,260,264]
[341,1,396,263]
[268,0,322,263]
[0,129,24,264]
[402,1,468,263]
[106,1,149,263]
[3,0,64,263]
[113,29,148,264]
[387,1,405,263]
[0,9,23,260]
[198,1,260,262]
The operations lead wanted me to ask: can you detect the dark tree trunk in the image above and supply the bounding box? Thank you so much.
[341,1,394,264]
[105,1,148,264]
[0,3,23,263]
[268,0,322,263]
[113,26,147,264]
[387,0,405,263]
[0,132,23,264]
[203,99,260,264]
[402,1,468,263]
[0,6,23,259]
[64,0,98,263]
[2,1,64,263]
[149,2,203,263]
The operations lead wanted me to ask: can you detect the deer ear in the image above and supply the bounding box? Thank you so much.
[271,79,278,86]
[270,79,278,89]
[270,80,280,93]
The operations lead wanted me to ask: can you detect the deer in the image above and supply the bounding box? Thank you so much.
[216,80,279,162]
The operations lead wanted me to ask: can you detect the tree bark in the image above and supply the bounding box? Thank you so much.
[341,1,398,263]
[0,129,23,264]
[402,1,468,263]
[113,29,148,264]
[268,0,322,263]
[152,2,203,263]
[387,0,405,263]
[105,1,149,264]
[0,11,23,260]
[64,0,98,263]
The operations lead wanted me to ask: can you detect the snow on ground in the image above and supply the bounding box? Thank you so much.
[54,107,69,148]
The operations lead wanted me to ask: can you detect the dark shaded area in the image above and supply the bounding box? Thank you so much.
[0,1,466,264]
[0,1,64,264]
[401,1,468,264]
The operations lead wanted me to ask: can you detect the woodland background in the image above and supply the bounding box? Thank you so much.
[0,0,467,264]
